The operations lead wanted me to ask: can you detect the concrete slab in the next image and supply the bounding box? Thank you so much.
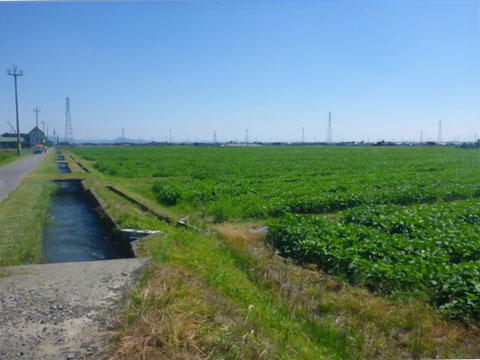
[0,258,148,360]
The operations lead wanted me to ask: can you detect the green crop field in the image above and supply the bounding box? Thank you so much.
[74,145,480,321]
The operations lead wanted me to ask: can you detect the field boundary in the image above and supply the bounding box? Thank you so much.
[105,184,203,232]
[67,153,90,173]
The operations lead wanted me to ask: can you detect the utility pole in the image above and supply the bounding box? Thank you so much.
[169,129,172,144]
[245,128,249,144]
[41,120,46,135]
[7,65,23,155]
[122,127,125,138]
[302,127,305,143]
[53,129,56,145]
[33,107,40,128]
[213,130,217,144]
[47,124,49,143]
[420,130,423,144]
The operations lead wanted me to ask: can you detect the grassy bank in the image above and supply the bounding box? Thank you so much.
[107,224,480,359]
[0,149,29,168]
[0,151,57,266]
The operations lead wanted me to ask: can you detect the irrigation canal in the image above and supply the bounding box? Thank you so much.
[41,155,136,263]
[42,180,128,263]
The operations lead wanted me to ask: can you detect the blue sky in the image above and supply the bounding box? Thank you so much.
[0,0,479,142]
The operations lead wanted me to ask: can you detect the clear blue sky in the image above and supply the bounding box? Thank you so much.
[1,0,479,142]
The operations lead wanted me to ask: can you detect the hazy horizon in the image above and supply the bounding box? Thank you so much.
[1,0,479,143]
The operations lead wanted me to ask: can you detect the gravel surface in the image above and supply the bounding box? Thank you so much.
[0,149,50,204]
[0,258,148,359]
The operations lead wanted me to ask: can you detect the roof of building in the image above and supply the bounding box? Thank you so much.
[2,127,45,140]
[0,136,25,143]
[29,126,45,136]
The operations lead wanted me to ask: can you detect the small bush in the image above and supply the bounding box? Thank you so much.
[152,181,182,206]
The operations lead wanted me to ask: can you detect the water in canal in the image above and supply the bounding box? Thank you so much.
[42,181,124,263]
[57,161,70,173]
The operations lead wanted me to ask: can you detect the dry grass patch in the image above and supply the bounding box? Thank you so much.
[108,266,266,360]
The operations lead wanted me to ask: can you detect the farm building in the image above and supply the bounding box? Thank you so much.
[0,135,26,148]
[0,126,46,148]
[28,126,46,146]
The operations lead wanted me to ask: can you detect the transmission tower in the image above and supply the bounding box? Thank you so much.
[33,107,40,128]
[327,112,332,143]
[64,97,74,143]
[437,120,442,143]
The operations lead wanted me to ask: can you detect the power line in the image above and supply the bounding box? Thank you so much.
[7,121,16,133]
[7,65,23,155]
[64,97,74,143]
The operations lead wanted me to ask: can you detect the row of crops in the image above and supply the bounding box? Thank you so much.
[151,176,480,221]
[73,145,480,320]
[76,146,480,220]
[268,200,480,320]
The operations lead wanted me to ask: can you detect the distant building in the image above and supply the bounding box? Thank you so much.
[0,126,46,148]
[0,135,25,149]
[28,126,45,146]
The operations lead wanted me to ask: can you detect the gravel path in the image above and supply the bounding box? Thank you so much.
[0,258,148,360]
[0,150,50,204]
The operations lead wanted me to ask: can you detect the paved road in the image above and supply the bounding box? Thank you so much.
[0,150,50,204]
